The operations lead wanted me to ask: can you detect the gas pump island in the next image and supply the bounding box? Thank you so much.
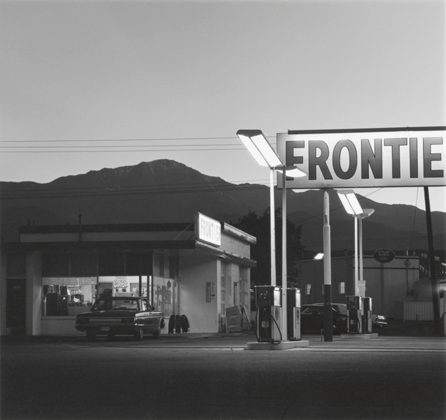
[247,286,309,351]
[346,295,374,335]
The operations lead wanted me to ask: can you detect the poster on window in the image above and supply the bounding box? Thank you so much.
[153,277,175,318]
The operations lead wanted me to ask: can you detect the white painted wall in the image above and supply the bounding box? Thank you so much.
[41,317,83,335]
[180,252,218,333]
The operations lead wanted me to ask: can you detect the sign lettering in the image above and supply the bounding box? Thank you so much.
[374,249,396,264]
[278,128,446,189]
[195,213,221,247]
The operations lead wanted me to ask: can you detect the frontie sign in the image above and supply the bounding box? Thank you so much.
[277,127,446,189]
[195,212,221,247]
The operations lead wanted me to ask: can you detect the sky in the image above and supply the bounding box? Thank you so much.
[0,0,445,212]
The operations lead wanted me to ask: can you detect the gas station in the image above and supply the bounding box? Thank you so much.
[239,126,446,348]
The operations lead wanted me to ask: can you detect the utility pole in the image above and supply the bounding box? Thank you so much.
[423,187,441,333]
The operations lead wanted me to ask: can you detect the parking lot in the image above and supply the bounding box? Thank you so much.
[1,332,445,420]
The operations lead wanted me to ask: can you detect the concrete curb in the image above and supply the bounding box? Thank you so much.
[340,333,379,340]
[246,340,310,350]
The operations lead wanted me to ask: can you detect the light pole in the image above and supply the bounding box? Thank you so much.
[358,209,375,292]
[237,130,283,287]
[323,189,332,342]
[237,129,305,341]
[337,190,374,297]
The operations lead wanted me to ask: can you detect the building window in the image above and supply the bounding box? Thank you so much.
[42,277,96,317]
[306,284,311,295]
[153,277,174,317]
[42,276,150,317]
[338,282,345,294]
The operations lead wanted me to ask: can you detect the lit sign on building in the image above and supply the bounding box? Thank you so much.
[277,127,446,189]
[195,213,221,247]
[373,248,396,264]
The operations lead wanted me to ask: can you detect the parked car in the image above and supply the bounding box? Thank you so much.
[371,313,387,328]
[75,296,165,341]
[301,303,387,334]
[301,303,348,334]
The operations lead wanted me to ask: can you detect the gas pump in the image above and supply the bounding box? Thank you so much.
[346,295,362,334]
[287,288,301,341]
[255,285,282,344]
[362,297,372,333]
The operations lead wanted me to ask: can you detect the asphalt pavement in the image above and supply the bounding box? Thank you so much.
[2,330,446,350]
[1,332,445,420]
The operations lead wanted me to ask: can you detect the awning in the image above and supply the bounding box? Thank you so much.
[195,240,257,268]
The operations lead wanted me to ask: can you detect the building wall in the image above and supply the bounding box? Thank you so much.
[1,222,254,336]
[363,256,419,318]
[221,235,250,258]
[299,255,420,319]
[1,249,251,336]
[178,253,251,333]
[300,257,351,305]
[180,252,219,333]
[2,252,27,336]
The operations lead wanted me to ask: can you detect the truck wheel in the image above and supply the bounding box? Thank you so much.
[134,328,144,341]
[86,331,96,341]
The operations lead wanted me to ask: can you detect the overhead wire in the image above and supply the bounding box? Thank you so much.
[0,148,245,153]
[0,135,278,154]
[0,136,244,143]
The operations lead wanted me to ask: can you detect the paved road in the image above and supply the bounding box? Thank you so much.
[1,333,445,419]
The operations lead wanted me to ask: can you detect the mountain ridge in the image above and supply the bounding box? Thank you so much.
[1,159,445,253]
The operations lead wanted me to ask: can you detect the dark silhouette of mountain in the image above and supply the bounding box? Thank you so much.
[287,189,446,253]
[1,159,445,254]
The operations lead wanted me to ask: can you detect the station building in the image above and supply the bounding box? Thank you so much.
[0,213,256,336]
[299,252,445,320]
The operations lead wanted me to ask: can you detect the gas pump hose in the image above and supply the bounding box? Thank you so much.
[255,307,282,345]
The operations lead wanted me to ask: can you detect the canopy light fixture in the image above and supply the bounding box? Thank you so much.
[237,129,283,168]
[337,190,363,216]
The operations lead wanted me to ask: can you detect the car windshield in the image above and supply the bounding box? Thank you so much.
[301,306,323,315]
[333,304,347,315]
[301,304,347,315]
[91,298,140,311]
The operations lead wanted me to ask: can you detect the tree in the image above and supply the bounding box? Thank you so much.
[235,208,303,288]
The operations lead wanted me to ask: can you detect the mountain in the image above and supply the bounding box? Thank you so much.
[1,159,445,254]
[286,189,446,254]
